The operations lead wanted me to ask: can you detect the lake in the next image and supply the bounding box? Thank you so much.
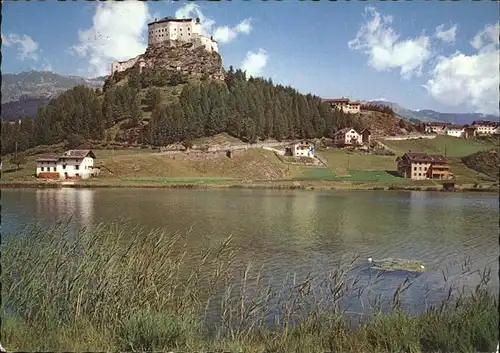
[2,188,499,318]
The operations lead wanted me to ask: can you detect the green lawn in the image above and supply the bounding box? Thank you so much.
[338,170,403,182]
[120,177,235,183]
[318,149,396,176]
[293,168,337,181]
[383,136,497,157]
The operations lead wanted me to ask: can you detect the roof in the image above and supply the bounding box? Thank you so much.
[148,17,196,26]
[360,128,371,134]
[35,153,60,162]
[400,152,449,163]
[471,120,499,126]
[334,127,358,135]
[446,124,465,130]
[323,98,350,103]
[289,140,315,146]
[59,150,96,159]
[349,101,361,105]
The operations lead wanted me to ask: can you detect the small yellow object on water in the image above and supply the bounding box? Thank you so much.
[368,257,426,272]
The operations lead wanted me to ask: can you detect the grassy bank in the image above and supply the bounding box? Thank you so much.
[1,223,498,352]
[1,178,499,193]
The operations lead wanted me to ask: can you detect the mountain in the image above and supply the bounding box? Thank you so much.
[367,100,499,125]
[1,71,106,120]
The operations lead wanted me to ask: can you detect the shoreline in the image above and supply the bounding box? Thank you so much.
[1,180,498,193]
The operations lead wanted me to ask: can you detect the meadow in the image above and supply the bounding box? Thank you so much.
[1,222,498,352]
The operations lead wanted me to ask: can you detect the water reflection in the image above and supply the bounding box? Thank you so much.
[2,188,498,316]
[35,188,95,230]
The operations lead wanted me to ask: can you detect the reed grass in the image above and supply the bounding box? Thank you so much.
[1,222,498,352]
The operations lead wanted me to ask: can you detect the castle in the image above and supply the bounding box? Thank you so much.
[110,17,219,75]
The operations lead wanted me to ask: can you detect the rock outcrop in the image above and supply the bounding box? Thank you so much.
[106,41,225,89]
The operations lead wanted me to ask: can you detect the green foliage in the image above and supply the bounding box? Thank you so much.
[1,222,498,352]
[1,68,362,155]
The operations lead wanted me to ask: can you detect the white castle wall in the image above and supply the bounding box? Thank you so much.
[111,17,218,75]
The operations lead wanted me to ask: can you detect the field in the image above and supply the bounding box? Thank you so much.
[2,135,497,188]
[1,147,302,182]
[1,222,498,352]
[383,136,497,157]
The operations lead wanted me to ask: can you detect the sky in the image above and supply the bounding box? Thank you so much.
[2,1,499,115]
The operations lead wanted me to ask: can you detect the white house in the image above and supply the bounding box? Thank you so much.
[36,150,99,180]
[445,125,466,138]
[471,120,499,135]
[285,141,315,158]
[333,128,362,146]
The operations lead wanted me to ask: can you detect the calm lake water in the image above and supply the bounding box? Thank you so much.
[2,188,499,317]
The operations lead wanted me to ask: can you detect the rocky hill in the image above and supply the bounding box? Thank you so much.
[104,42,225,90]
[1,71,106,120]
[461,148,499,179]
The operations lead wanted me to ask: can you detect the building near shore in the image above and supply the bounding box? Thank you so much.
[36,150,99,180]
[396,151,452,180]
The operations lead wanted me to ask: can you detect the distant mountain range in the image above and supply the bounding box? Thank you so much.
[1,71,106,121]
[367,100,499,125]
[1,71,498,125]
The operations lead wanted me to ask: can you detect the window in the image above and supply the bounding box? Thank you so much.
[414,167,417,171]
[75,165,79,170]
[63,165,66,170]
[419,167,422,171]
[418,173,422,176]
[41,167,44,171]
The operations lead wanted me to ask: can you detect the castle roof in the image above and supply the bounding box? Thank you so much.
[148,17,199,26]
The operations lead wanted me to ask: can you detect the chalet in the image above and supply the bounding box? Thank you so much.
[36,149,99,180]
[285,141,315,158]
[323,98,361,114]
[36,154,61,179]
[471,120,499,135]
[333,128,362,146]
[396,152,451,181]
[422,122,451,134]
[445,124,466,138]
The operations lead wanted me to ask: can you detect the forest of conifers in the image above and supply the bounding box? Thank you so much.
[1,67,366,155]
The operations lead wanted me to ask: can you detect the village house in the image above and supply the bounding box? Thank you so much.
[422,122,451,135]
[323,98,361,114]
[36,150,99,180]
[333,128,363,147]
[285,141,315,158]
[445,124,466,138]
[470,120,499,135]
[396,152,452,181]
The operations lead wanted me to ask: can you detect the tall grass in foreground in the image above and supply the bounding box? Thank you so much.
[1,222,498,352]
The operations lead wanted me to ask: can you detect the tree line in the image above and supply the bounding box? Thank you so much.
[1,66,364,155]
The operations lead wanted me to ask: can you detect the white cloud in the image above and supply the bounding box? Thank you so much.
[470,22,500,53]
[348,6,432,79]
[71,2,150,77]
[424,23,500,115]
[1,33,39,61]
[241,49,268,77]
[435,24,457,44]
[175,4,252,44]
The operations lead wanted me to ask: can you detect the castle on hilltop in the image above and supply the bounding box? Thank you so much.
[110,17,219,75]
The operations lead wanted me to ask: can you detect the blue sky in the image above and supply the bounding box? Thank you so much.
[2,1,499,115]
